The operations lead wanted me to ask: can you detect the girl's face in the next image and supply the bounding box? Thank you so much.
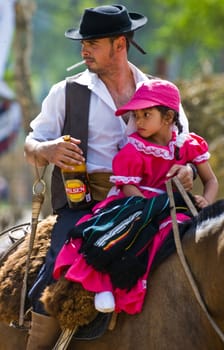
[133,107,171,144]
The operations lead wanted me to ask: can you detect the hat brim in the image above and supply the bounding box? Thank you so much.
[65,13,147,40]
[115,100,159,116]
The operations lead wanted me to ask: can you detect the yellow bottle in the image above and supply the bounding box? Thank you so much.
[61,135,93,209]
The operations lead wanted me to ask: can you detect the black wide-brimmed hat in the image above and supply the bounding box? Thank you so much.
[65,4,147,41]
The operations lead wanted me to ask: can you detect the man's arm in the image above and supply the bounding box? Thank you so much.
[24,138,50,166]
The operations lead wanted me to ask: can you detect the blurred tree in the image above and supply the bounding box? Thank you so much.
[14,0,39,133]
[0,0,16,82]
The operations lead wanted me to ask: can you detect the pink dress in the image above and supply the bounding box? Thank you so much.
[110,131,209,199]
[54,131,209,314]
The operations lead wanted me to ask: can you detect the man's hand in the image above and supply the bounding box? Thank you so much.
[44,136,85,169]
[24,136,85,168]
[166,164,194,191]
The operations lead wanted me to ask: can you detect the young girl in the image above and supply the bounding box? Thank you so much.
[53,79,218,314]
[110,79,218,207]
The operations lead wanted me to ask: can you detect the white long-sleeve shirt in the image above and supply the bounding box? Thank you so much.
[27,62,189,173]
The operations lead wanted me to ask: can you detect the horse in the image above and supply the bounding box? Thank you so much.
[0,200,224,350]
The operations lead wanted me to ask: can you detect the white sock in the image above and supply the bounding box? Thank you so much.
[94,291,115,313]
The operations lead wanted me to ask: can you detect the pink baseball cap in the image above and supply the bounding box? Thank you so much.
[115,79,180,116]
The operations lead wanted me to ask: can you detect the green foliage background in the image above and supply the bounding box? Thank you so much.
[31,0,224,100]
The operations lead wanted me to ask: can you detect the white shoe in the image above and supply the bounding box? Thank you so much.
[94,291,115,313]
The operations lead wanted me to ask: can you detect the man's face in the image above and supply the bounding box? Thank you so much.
[80,37,120,75]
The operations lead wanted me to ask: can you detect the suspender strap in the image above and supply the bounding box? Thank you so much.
[63,76,91,158]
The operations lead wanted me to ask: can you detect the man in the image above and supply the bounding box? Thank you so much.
[24,4,194,349]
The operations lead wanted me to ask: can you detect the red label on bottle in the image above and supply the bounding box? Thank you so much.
[66,185,86,194]
[65,179,86,202]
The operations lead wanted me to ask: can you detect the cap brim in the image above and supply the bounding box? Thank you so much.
[115,100,158,116]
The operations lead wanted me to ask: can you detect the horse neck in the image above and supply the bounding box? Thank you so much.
[183,220,224,328]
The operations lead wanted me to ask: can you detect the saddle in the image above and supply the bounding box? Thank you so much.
[74,312,112,340]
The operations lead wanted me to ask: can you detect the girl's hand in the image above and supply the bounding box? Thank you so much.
[166,164,194,191]
[194,194,209,209]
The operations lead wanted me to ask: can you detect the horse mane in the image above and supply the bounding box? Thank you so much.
[151,199,224,271]
[193,199,224,225]
[193,199,224,242]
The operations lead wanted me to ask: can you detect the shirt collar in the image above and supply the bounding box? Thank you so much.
[73,63,150,110]
[74,62,149,87]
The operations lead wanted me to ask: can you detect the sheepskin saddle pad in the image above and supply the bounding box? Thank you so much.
[0,215,112,339]
[0,216,55,325]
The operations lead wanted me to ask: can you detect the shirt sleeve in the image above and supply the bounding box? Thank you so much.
[110,143,144,186]
[26,80,66,141]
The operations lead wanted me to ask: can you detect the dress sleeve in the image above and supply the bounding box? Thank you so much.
[184,133,210,164]
[110,143,144,186]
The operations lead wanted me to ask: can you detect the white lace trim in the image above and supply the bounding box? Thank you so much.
[110,177,165,195]
[193,152,210,163]
[128,136,176,160]
[110,175,142,184]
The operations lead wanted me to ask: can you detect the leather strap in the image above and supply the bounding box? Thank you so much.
[64,76,91,158]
